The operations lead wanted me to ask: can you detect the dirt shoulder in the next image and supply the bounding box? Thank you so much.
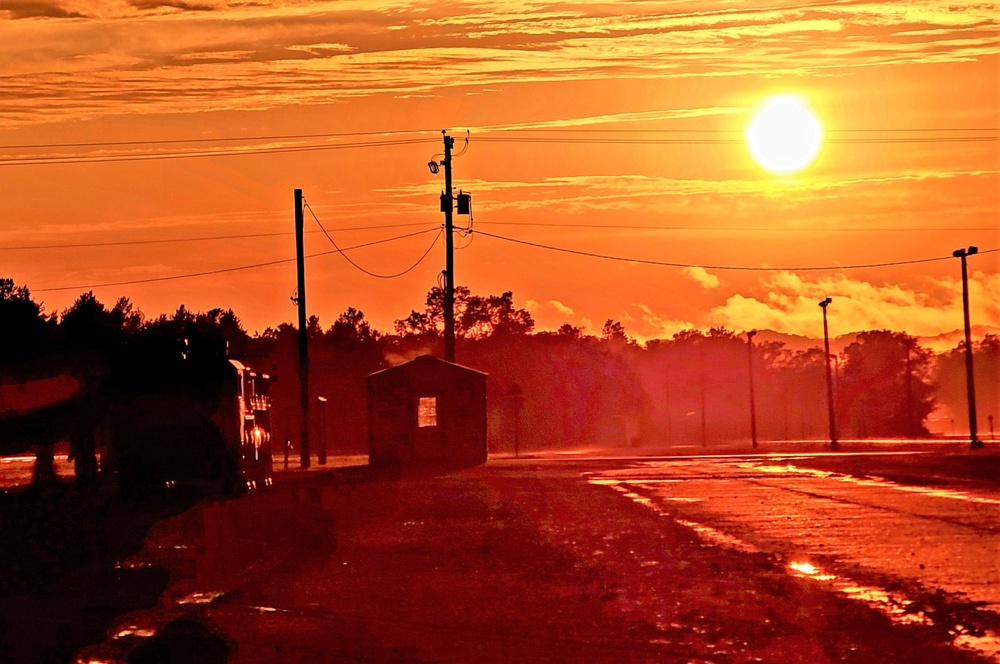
[63,459,991,663]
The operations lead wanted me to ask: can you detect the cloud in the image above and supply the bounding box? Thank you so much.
[708,271,1000,339]
[2,0,997,127]
[682,266,720,289]
[549,299,574,316]
[629,304,695,342]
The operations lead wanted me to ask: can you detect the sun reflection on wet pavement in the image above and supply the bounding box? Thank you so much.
[589,456,1000,661]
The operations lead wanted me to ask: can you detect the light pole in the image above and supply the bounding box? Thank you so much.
[509,383,523,458]
[746,330,759,449]
[316,395,328,465]
[953,246,981,449]
[819,297,838,449]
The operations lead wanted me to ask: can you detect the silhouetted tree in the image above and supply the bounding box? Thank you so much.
[838,331,935,437]
[0,278,55,364]
[935,334,999,436]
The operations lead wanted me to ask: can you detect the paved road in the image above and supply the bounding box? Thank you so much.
[32,449,999,663]
[583,451,1000,659]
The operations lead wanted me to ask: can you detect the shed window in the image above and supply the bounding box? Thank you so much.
[417,397,438,427]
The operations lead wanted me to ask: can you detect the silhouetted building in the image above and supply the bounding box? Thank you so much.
[368,355,487,467]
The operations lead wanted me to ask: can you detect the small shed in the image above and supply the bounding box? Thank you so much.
[368,355,487,468]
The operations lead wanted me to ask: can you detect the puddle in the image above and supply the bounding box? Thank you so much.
[113,626,157,639]
[787,559,931,625]
[175,590,225,605]
[594,475,1000,661]
[251,605,279,613]
[739,463,1000,506]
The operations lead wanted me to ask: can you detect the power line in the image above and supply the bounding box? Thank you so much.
[1,129,439,151]
[477,221,998,233]
[474,136,998,146]
[4,220,989,253]
[33,227,440,292]
[472,229,999,272]
[5,129,995,167]
[0,137,437,166]
[482,127,1000,134]
[7,127,993,151]
[0,223,433,251]
[304,201,442,279]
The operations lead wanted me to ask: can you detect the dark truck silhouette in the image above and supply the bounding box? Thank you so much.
[0,341,273,495]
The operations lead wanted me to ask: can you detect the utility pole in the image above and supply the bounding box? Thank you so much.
[904,341,914,438]
[294,189,310,469]
[819,297,838,449]
[441,131,456,363]
[699,349,707,447]
[746,330,759,449]
[953,246,981,449]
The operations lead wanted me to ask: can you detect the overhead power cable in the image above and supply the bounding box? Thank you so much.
[304,201,442,279]
[472,229,998,272]
[0,137,437,166]
[487,127,999,134]
[474,136,998,146]
[1,129,439,151]
[34,227,440,292]
[476,221,997,233]
[0,222,433,252]
[6,126,993,151]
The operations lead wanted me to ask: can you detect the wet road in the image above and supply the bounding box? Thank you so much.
[585,451,1000,659]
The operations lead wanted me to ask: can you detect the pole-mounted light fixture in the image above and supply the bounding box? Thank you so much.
[819,297,837,449]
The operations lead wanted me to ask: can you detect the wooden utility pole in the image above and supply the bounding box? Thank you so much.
[820,297,838,450]
[441,131,456,363]
[953,246,981,449]
[747,330,759,449]
[294,189,310,469]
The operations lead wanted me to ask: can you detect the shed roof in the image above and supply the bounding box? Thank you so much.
[369,354,488,379]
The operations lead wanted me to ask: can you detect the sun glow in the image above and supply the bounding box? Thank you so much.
[747,94,823,174]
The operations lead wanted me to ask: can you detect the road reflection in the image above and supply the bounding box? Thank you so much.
[589,454,1000,660]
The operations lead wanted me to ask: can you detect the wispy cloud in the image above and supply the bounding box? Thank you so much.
[682,266,720,289]
[2,0,997,127]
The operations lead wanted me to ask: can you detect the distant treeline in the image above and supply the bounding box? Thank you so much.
[2,279,997,453]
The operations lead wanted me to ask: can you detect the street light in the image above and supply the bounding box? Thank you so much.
[819,298,838,449]
[509,383,524,458]
[952,246,981,449]
[316,395,328,465]
[746,330,759,449]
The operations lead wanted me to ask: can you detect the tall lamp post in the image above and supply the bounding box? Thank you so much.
[953,246,981,449]
[316,396,328,465]
[746,330,759,449]
[819,297,838,449]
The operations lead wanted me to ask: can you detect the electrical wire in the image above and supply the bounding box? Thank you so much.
[5,128,994,166]
[0,223,435,251]
[475,221,998,233]
[479,127,1000,134]
[1,129,439,151]
[473,136,998,145]
[7,127,993,150]
[304,201,442,279]
[33,227,440,292]
[0,137,437,166]
[472,229,999,272]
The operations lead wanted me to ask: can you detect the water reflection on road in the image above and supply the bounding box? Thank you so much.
[588,454,1000,660]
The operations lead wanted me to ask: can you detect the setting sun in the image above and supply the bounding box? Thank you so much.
[747,94,824,174]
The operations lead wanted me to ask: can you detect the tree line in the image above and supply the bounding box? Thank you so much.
[2,278,996,455]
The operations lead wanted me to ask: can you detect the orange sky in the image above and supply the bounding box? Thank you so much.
[1,0,998,343]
